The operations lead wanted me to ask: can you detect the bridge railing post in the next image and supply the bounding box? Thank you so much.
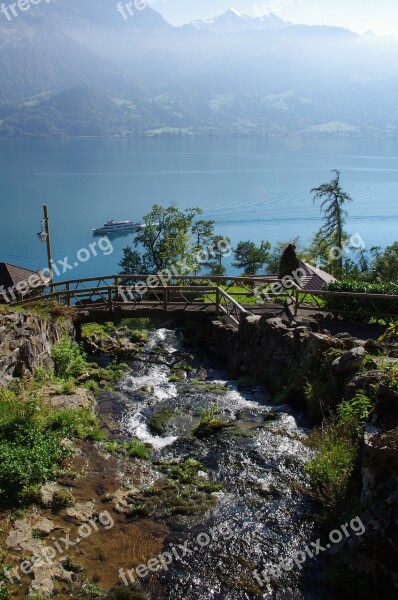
[163,287,169,311]
[66,283,71,307]
[108,288,114,313]
[216,287,220,315]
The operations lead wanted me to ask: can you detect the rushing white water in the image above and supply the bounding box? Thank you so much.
[113,328,322,599]
[119,328,181,449]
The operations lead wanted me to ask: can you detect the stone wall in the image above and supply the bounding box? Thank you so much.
[0,310,71,386]
[193,314,345,394]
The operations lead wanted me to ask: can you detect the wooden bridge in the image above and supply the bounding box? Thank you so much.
[11,274,398,328]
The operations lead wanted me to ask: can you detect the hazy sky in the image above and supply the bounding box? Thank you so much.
[155,0,398,35]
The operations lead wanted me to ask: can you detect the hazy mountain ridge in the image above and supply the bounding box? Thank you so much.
[1,2,398,138]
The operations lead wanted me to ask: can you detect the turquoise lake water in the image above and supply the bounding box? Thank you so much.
[1,137,397,279]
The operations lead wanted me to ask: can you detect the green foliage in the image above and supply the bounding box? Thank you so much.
[119,247,143,275]
[192,404,233,437]
[52,335,87,380]
[130,329,149,343]
[0,382,106,504]
[163,458,222,492]
[323,280,398,321]
[337,393,372,439]
[304,379,337,423]
[306,393,371,518]
[306,427,358,514]
[192,219,215,274]
[15,301,76,323]
[81,322,116,340]
[0,562,9,600]
[232,240,271,276]
[311,170,352,277]
[48,407,105,441]
[0,405,71,504]
[204,235,231,276]
[371,241,398,282]
[105,440,151,460]
[132,204,202,273]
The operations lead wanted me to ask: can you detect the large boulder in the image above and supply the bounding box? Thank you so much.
[332,346,366,375]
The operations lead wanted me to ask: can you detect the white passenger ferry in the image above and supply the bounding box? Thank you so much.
[92,219,143,235]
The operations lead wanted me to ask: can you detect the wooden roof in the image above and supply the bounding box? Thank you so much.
[0,263,40,288]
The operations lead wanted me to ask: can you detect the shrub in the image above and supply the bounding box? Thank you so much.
[0,425,71,503]
[337,393,372,440]
[323,280,398,322]
[52,335,87,380]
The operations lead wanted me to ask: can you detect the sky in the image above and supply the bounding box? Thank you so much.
[155,0,398,36]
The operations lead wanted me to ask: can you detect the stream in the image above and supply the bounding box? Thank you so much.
[111,328,332,600]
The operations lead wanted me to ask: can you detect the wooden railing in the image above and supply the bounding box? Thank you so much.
[11,273,398,324]
[12,275,255,327]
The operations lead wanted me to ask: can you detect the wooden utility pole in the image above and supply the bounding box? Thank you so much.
[43,204,53,278]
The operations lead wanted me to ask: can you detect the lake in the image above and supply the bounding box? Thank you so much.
[1,136,398,280]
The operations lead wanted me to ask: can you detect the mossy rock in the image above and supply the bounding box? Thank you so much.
[148,407,176,435]
[237,376,261,389]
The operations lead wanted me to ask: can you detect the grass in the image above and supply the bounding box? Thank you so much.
[81,322,117,339]
[305,393,372,521]
[13,300,76,323]
[203,285,259,305]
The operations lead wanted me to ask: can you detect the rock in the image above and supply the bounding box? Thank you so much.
[103,485,140,513]
[335,332,356,349]
[332,347,367,375]
[32,518,56,535]
[362,424,398,502]
[365,338,384,356]
[40,482,63,507]
[0,311,72,387]
[66,501,95,522]
[44,387,93,410]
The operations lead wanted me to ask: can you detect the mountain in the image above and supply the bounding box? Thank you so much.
[1,2,398,138]
[190,9,289,33]
[0,87,158,138]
